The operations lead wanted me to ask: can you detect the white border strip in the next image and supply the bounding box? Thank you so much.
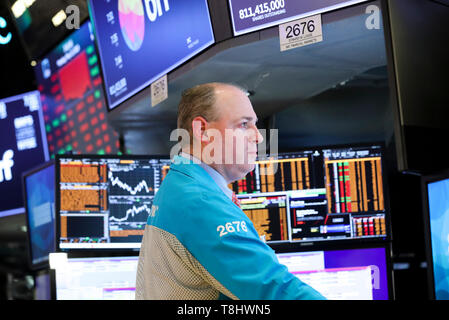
[60,242,141,249]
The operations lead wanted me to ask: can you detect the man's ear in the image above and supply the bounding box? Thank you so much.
[192,117,209,142]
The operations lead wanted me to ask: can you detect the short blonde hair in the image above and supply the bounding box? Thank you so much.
[177,82,246,145]
[177,83,218,133]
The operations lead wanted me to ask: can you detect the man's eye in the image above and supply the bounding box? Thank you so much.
[239,122,248,128]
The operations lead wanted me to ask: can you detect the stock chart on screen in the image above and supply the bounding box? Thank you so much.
[34,21,121,157]
[57,155,170,250]
[230,144,387,244]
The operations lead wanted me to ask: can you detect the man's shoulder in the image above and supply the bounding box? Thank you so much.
[156,166,240,213]
[149,169,242,241]
[162,162,228,196]
[160,173,231,209]
[159,166,207,198]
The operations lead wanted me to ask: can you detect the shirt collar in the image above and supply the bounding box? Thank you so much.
[179,152,233,199]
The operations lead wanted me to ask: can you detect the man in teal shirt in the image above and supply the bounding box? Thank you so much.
[135,82,325,300]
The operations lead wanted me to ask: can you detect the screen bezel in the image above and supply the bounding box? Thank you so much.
[421,168,449,300]
[22,160,55,271]
[248,141,392,248]
[54,153,171,254]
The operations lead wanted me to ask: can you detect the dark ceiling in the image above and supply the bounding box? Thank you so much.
[4,0,89,61]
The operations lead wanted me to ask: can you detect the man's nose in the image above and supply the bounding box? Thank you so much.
[251,125,264,144]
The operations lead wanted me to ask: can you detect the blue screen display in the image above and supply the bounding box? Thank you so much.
[25,163,55,267]
[0,91,49,217]
[428,178,449,300]
[88,0,215,110]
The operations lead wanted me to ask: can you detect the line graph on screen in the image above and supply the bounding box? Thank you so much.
[109,202,152,223]
[108,167,154,196]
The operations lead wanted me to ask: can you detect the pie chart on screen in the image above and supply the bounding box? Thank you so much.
[118,0,145,51]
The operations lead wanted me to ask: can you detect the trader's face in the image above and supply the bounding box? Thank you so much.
[206,85,263,183]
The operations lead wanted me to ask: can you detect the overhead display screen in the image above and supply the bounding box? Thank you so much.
[228,0,368,36]
[34,22,121,157]
[88,0,215,110]
[0,91,49,217]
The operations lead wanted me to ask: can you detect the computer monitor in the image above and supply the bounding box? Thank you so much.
[88,0,215,110]
[227,0,369,36]
[23,161,55,270]
[53,256,138,300]
[231,144,389,245]
[421,169,449,300]
[276,245,392,300]
[55,154,171,251]
[34,21,121,157]
[0,90,49,217]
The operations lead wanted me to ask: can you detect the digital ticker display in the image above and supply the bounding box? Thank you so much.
[34,21,121,157]
[228,0,368,36]
[231,145,388,244]
[88,0,215,110]
[0,91,49,217]
[57,155,171,250]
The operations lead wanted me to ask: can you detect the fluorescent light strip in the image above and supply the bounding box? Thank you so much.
[51,10,67,27]
[11,0,35,19]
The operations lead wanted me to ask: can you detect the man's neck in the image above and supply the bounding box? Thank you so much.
[179,150,233,198]
[180,149,233,184]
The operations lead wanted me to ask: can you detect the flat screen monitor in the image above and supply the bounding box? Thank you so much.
[0,91,49,217]
[56,154,171,251]
[34,21,121,157]
[228,0,368,36]
[88,0,215,110]
[276,246,391,300]
[53,256,138,300]
[422,169,449,300]
[23,161,55,270]
[231,144,389,245]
